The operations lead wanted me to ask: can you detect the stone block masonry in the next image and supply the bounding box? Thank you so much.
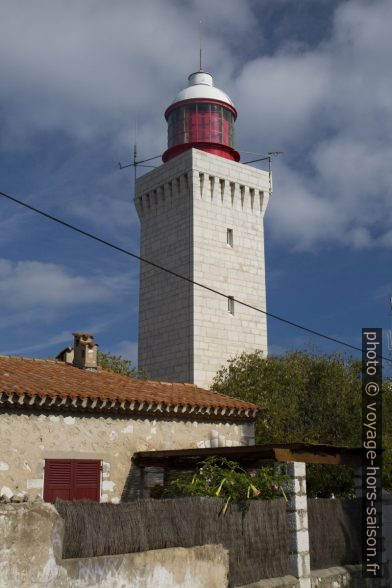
[0,502,229,587]
[285,462,311,588]
[135,149,270,388]
[0,411,253,502]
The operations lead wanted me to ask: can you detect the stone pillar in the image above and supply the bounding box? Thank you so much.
[286,461,311,588]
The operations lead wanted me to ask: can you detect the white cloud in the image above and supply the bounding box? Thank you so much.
[190,0,256,34]
[234,51,329,148]
[1,315,124,356]
[65,184,139,234]
[235,0,392,250]
[267,161,334,250]
[1,0,392,251]
[0,259,131,309]
[2,330,73,356]
[109,340,138,365]
[0,209,30,245]
[0,0,248,148]
[0,0,253,246]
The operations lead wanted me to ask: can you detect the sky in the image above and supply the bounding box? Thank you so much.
[0,0,391,374]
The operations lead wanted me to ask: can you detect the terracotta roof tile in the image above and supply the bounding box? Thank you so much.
[0,355,262,421]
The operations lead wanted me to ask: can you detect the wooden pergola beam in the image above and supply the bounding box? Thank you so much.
[273,448,361,466]
[132,442,362,469]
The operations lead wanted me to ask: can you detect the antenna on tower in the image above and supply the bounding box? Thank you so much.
[118,142,162,195]
[267,151,283,196]
[242,151,283,196]
[133,118,138,188]
[199,20,203,71]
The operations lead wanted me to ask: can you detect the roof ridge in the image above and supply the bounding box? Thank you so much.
[0,354,59,363]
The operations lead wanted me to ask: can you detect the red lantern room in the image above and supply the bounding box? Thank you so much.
[162,71,240,163]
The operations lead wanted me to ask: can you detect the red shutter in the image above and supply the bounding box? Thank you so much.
[44,459,101,503]
[44,459,73,502]
[74,460,101,501]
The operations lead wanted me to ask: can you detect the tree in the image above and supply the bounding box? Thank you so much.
[97,351,146,380]
[382,379,392,493]
[212,350,392,496]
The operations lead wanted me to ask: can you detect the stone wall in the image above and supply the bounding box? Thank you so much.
[136,150,194,384]
[1,477,383,588]
[0,411,254,502]
[0,502,229,588]
[310,565,379,588]
[192,149,269,388]
[238,567,376,588]
[135,148,270,389]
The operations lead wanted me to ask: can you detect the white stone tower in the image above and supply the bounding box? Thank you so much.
[135,71,269,388]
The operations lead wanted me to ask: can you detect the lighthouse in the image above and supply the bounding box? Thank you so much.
[135,70,269,388]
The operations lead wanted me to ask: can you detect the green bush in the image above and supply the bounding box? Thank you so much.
[164,456,288,514]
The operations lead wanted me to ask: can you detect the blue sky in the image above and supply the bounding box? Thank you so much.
[0,0,391,374]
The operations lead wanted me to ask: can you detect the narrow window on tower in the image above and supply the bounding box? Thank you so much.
[220,178,225,202]
[228,296,235,315]
[230,182,235,207]
[209,176,215,200]
[240,185,245,209]
[227,228,233,248]
[259,191,264,212]
[199,173,205,198]
[250,188,255,211]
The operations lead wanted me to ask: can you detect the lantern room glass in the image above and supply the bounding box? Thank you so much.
[168,103,234,149]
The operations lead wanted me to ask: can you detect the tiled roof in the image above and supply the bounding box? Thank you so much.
[0,356,261,421]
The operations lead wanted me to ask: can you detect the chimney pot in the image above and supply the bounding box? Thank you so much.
[71,333,98,370]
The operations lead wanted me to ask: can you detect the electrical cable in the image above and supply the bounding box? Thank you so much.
[0,189,390,364]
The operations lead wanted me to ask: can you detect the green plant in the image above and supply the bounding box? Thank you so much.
[164,456,288,515]
[97,351,147,379]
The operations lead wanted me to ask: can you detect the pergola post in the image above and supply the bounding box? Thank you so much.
[286,461,311,588]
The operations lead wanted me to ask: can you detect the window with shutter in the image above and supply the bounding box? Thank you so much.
[44,459,101,503]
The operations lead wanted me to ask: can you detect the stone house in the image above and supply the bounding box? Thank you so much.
[0,333,260,504]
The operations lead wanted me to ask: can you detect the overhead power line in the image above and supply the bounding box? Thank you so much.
[0,189,390,364]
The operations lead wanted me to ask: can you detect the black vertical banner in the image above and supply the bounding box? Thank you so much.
[362,328,383,578]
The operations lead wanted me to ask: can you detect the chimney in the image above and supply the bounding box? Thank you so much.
[72,333,98,370]
[55,346,74,364]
